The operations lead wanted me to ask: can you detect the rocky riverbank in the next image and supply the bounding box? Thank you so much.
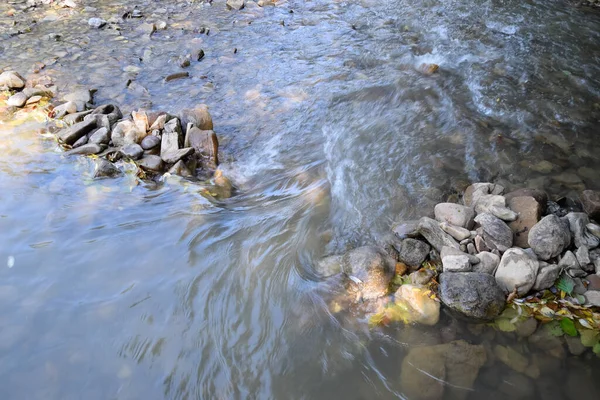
[1,69,233,196]
[317,182,600,363]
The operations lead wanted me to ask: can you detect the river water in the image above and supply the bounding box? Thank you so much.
[1,0,600,399]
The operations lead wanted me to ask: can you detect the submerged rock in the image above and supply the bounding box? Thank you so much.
[341,246,395,300]
[528,214,571,260]
[179,105,214,132]
[495,248,539,296]
[64,143,103,156]
[394,284,440,326]
[438,272,505,320]
[315,255,343,277]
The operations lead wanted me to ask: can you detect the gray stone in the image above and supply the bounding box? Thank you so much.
[474,194,517,221]
[226,0,245,10]
[473,251,500,275]
[442,255,472,272]
[515,317,538,338]
[168,160,193,177]
[397,238,430,268]
[575,246,592,271]
[410,268,435,285]
[111,120,145,147]
[474,213,513,252]
[161,147,195,164]
[463,182,502,206]
[584,290,600,307]
[392,220,420,238]
[63,89,93,111]
[65,110,94,125]
[93,158,120,178]
[434,203,475,229]
[52,101,77,118]
[565,336,586,356]
[0,71,25,90]
[559,251,586,278]
[149,114,167,131]
[587,223,600,239]
[57,119,97,145]
[72,134,88,148]
[341,246,395,300]
[467,243,476,255]
[495,248,539,296]
[88,127,109,145]
[315,255,342,277]
[418,217,459,252]
[532,262,561,291]
[580,190,600,221]
[565,212,599,249]
[441,246,480,265]
[120,143,144,160]
[528,215,571,260]
[7,92,28,107]
[439,272,505,320]
[88,17,106,28]
[91,104,122,125]
[64,143,103,156]
[160,119,184,157]
[141,135,160,150]
[440,222,471,241]
[137,155,164,172]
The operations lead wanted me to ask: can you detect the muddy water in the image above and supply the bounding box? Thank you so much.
[1,0,600,399]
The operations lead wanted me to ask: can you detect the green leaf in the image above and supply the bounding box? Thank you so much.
[580,329,600,347]
[556,273,575,295]
[560,318,578,337]
[547,321,564,337]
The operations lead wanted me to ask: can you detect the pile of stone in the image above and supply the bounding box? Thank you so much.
[0,70,53,108]
[316,182,600,322]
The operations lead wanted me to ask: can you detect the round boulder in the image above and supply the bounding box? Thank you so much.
[438,272,505,320]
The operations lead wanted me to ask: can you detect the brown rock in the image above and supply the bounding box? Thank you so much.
[581,190,600,221]
[184,126,219,167]
[505,188,548,213]
[508,196,542,248]
[179,104,214,131]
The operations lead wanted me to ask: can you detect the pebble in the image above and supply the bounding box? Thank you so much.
[7,92,28,107]
[164,72,189,82]
[88,17,107,29]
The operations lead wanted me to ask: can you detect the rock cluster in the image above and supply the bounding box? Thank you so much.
[316,182,600,323]
[0,70,54,109]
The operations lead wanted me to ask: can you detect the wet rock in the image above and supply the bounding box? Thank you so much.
[64,89,93,111]
[400,340,486,400]
[528,214,571,260]
[440,222,471,241]
[179,105,214,132]
[495,248,539,296]
[0,71,25,90]
[72,134,88,148]
[559,251,586,278]
[88,17,106,28]
[463,182,504,207]
[434,203,475,229]
[565,336,586,356]
[119,143,143,160]
[392,220,420,238]
[528,323,565,355]
[565,212,599,249]
[508,196,542,248]
[168,160,193,177]
[410,268,435,285]
[474,213,513,252]
[584,290,600,306]
[93,158,120,178]
[160,118,183,155]
[498,371,534,399]
[132,110,149,133]
[394,284,440,325]
[494,345,530,374]
[7,92,27,107]
[52,101,77,118]
[184,127,219,166]
[214,170,233,198]
[315,255,342,277]
[64,143,103,156]
[226,0,245,10]
[396,238,430,268]
[140,135,160,150]
[91,104,122,125]
[64,110,93,125]
[533,261,561,291]
[193,49,205,61]
[178,55,191,68]
[418,217,459,252]
[137,23,156,36]
[161,147,195,164]
[137,155,164,172]
[341,246,395,300]
[439,272,505,320]
[515,317,538,338]
[88,127,109,145]
[473,251,500,275]
[418,63,439,75]
[581,190,600,220]
[112,120,145,147]
[57,119,97,145]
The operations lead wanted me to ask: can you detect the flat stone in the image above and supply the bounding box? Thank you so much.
[438,272,505,320]
[52,101,78,118]
[64,143,103,156]
[72,135,88,148]
[88,127,109,145]
[161,147,195,164]
[473,251,500,275]
[0,71,25,90]
[57,119,97,145]
[463,182,503,207]
[532,261,561,291]
[396,238,430,268]
[137,155,164,172]
[495,248,539,296]
[441,246,480,265]
[7,92,27,107]
[528,214,571,261]
[418,217,459,252]
[440,222,471,241]
[585,274,600,291]
[576,246,592,271]
[434,203,475,229]
[120,143,144,160]
[65,110,93,125]
[505,188,548,212]
[474,213,513,252]
[507,196,542,248]
[141,135,160,150]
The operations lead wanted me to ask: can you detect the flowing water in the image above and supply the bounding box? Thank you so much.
[1,0,600,398]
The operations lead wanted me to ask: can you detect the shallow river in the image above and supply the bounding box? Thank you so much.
[1,0,600,399]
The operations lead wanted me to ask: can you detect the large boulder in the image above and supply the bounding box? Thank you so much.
[507,196,542,248]
[495,248,539,296]
[400,340,487,400]
[565,212,599,249]
[528,215,571,260]
[418,217,459,252]
[396,238,430,268]
[434,203,475,229]
[474,212,513,252]
[580,190,600,220]
[438,272,505,320]
[341,246,395,300]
